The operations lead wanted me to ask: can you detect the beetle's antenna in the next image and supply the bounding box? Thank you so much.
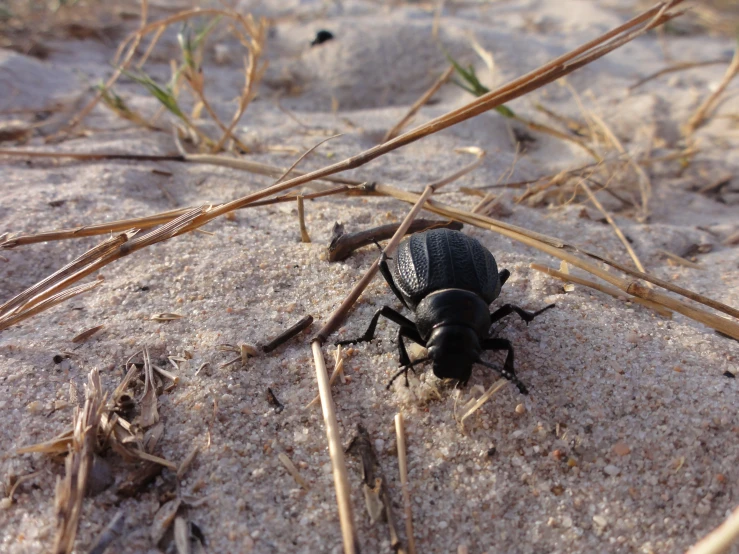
[477,360,528,395]
[386,357,430,389]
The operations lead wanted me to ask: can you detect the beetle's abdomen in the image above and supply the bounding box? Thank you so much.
[393,229,500,308]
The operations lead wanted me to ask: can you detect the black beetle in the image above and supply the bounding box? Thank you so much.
[311,30,334,46]
[338,229,554,393]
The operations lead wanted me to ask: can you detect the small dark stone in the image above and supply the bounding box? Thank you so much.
[487,447,496,457]
[723,371,735,379]
[311,30,334,46]
[139,286,150,292]
[53,355,64,364]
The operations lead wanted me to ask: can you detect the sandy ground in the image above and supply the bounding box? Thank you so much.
[1,1,739,553]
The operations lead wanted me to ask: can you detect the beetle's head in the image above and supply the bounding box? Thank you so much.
[427,325,481,382]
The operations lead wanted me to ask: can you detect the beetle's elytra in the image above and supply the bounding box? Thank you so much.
[338,228,554,393]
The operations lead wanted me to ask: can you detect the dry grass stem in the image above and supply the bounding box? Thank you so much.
[0,233,128,315]
[0,149,184,162]
[278,452,310,490]
[53,369,105,554]
[177,446,200,480]
[457,380,510,432]
[51,0,149,140]
[130,449,177,471]
[87,511,126,554]
[684,43,739,135]
[629,58,732,90]
[0,280,103,331]
[306,346,345,408]
[297,196,311,243]
[394,413,416,554]
[382,65,455,143]
[585,110,652,220]
[310,341,358,554]
[579,181,647,274]
[0,207,206,331]
[530,263,673,318]
[687,504,739,554]
[0,184,355,248]
[152,364,179,385]
[658,249,704,270]
[3,471,43,507]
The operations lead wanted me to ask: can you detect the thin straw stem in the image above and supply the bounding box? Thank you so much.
[686,504,739,554]
[530,263,672,317]
[382,65,454,143]
[580,181,647,274]
[310,341,358,554]
[394,413,416,554]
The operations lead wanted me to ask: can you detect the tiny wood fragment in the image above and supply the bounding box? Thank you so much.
[328,219,463,261]
[261,315,314,353]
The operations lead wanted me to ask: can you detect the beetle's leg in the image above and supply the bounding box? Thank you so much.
[336,306,416,346]
[498,269,511,286]
[379,255,411,309]
[387,326,428,388]
[480,338,528,394]
[489,303,555,325]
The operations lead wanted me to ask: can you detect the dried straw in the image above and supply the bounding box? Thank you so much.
[530,263,673,318]
[310,341,359,554]
[382,65,454,143]
[394,413,416,554]
[687,504,739,554]
[684,43,739,135]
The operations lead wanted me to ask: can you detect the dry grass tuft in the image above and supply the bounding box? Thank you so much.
[54,3,268,153]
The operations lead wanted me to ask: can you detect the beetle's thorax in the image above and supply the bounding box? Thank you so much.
[414,289,490,340]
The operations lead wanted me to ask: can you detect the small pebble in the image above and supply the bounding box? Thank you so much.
[26,401,42,413]
[612,442,631,456]
[593,515,608,528]
[515,403,526,414]
[604,464,620,476]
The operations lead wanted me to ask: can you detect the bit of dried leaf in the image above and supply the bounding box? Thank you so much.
[177,446,200,480]
[150,313,184,321]
[151,498,182,545]
[71,324,104,343]
[174,517,191,554]
[362,478,385,524]
[278,452,309,490]
[87,511,126,554]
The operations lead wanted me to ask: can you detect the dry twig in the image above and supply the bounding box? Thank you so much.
[684,42,739,135]
[382,65,455,143]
